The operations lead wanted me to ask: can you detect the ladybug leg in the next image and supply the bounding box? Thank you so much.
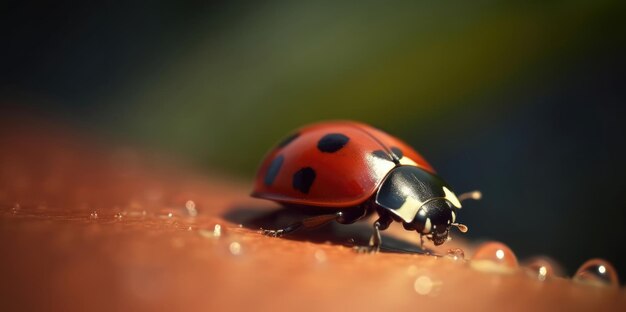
[261,212,343,237]
[355,215,392,253]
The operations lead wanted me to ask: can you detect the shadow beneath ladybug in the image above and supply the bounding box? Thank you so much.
[224,205,427,254]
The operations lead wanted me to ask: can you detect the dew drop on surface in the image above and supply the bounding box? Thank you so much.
[89,211,99,219]
[198,225,224,239]
[185,200,198,217]
[229,242,242,255]
[470,241,518,273]
[523,257,563,281]
[573,259,619,287]
[414,275,441,296]
[314,249,327,263]
[12,203,20,214]
[114,213,123,220]
[158,209,176,219]
[445,248,465,261]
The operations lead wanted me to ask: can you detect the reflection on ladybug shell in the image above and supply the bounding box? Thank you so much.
[252,121,435,208]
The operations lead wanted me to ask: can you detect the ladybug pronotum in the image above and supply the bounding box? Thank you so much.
[252,120,480,252]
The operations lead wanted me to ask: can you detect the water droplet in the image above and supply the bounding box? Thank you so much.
[114,213,123,220]
[185,200,197,217]
[471,241,518,273]
[213,224,222,237]
[11,203,20,214]
[187,226,193,231]
[445,248,465,261]
[89,211,99,219]
[314,249,327,263]
[523,257,563,281]
[238,224,243,228]
[157,209,176,219]
[229,242,242,255]
[414,275,440,295]
[198,224,223,239]
[573,259,619,287]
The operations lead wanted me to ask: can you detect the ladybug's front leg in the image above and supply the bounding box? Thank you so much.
[355,216,392,253]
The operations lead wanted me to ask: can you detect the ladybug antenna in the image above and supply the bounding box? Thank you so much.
[451,223,468,233]
[458,190,482,202]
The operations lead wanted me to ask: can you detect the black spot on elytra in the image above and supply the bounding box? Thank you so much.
[276,132,300,149]
[372,149,392,161]
[264,155,284,185]
[317,133,349,153]
[292,167,316,194]
[391,147,403,159]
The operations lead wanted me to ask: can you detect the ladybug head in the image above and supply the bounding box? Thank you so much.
[413,198,468,246]
[375,165,469,246]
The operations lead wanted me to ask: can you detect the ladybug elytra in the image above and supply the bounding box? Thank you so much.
[252,121,480,251]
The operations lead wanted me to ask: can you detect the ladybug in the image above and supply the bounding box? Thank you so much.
[252,120,480,252]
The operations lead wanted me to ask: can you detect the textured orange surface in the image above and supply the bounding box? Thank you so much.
[0,119,624,312]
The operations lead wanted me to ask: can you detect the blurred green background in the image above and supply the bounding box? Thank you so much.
[2,1,625,279]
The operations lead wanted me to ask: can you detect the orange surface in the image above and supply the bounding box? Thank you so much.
[0,120,624,312]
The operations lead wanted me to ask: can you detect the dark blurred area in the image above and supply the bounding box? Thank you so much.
[1,1,625,279]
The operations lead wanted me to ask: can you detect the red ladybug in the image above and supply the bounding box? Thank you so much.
[252,121,480,251]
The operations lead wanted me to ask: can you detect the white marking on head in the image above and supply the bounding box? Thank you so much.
[451,211,456,223]
[423,218,432,233]
[443,186,462,208]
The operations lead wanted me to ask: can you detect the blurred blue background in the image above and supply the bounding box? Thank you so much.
[2,1,625,279]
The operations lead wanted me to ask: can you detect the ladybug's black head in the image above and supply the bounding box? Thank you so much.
[375,165,469,246]
[412,198,454,246]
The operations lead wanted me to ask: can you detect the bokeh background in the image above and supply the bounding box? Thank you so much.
[2,1,625,279]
